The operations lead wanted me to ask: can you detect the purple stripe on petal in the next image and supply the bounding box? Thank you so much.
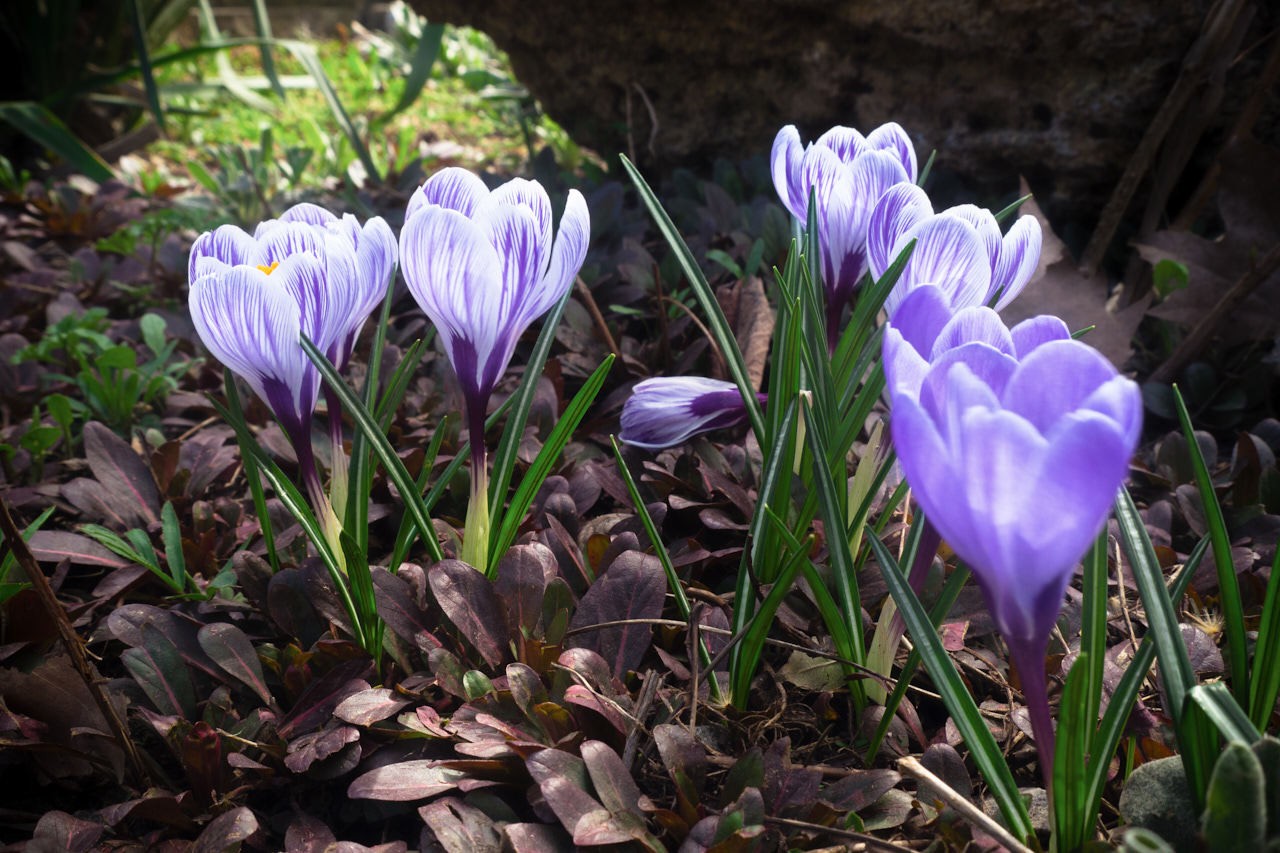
[991,215,1043,310]
[894,216,991,312]
[866,121,918,182]
[867,183,933,284]
[400,206,506,401]
[531,189,590,326]
[482,204,545,324]
[945,205,1002,271]
[816,125,867,164]
[188,225,254,283]
[620,377,751,450]
[188,267,314,436]
[486,178,553,255]
[408,166,490,220]
[251,222,326,267]
[277,202,338,228]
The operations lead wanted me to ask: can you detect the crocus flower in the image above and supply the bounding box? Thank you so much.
[400,167,590,570]
[189,205,396,517]
[868,183,1042,319]
[620,377,758,450]
[771,123,917,349]
[883,284,1141,785]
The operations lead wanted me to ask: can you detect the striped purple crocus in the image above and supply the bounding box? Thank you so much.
[619,377,759,450]
[868,182,1042,319]
[188,204,396,513]
[400,168,590,570]
[883,284,1141,786]
[771,123,917,349]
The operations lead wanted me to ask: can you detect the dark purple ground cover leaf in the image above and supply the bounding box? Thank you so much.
[761,738,821,818]
[503,822,573,852]
[107,603,220,680]
[566,550,665,678]
[654,723,707,810]
[276,659,373,739]
[333,687,411,726]
[30,810,103,852]
[82,421,160,528]
[197,622,273,706]
[121,624,196,718]
[429,560,508,667]
[347,759,467,801]
[29,530,130,569]
[284,723,361,775]
[419,797,502,853]
[372,566,435,647]
[494,544,555,638]
[818,768,902,813]
[192,806,259,853]
[99,793,197,832]
[267,567,327,648]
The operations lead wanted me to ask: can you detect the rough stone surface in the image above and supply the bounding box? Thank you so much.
[405,0,1268,223]
[1117,756,1198,853]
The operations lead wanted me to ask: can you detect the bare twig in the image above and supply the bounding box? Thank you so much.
[574,275,622,358]
[1148,241,1280,383]
[0,497,152,788]
[1080,0,1251,275]
[897,755,1035,853]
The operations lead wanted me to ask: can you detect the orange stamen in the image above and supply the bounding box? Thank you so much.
[256,260,280,275]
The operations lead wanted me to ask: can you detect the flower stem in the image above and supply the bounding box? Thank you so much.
[296,431,346,573]
[1009,637,1055,791]
[460,403,490,573]
[325,388,350,520]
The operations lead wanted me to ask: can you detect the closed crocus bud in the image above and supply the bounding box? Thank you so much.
[620,377,758,450]
[399,168,590,426]
[883,287,1140,784]
[868,183,1042,319]
[771,123,917,349]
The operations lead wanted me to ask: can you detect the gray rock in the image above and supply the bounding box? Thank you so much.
[1118,756,1198,853]
[408,0,1278,224]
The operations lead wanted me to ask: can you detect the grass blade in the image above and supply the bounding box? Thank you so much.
[1115,486,1213,807]
[801,395,867,709]
[489,354,614,571]
[280,39,380,183]
[0,102,114,181]
[1171,385,1248,703]
[1249,542,1280,726]
[619,154,765,443]
[382,22,444,120]
[302,335,441,563]
[867,533,1034,842]
[127,0,166,132]
[224,376,279,573]
[248,0,285,98]
[611,436,722,703]
[161,500,186,591]
[1189,682,1261,746]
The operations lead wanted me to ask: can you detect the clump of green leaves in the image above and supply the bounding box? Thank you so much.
[15,309,193,436]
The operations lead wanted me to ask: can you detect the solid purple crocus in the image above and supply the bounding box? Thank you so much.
[400,167,590,569]
[883,284,1141,785]
[868,183,1042,319]
[771,123,917,349]
[619,377,759,450]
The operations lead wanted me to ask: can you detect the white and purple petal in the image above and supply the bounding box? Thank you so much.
[866,121,918,182]
[408,166,490,221]
[989,214,1043,309]
[620,377,752,450]
[188,224,255,282]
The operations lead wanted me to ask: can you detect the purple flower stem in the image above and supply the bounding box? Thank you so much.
[1009,637,1055,791]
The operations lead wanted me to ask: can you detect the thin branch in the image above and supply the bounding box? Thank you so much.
[897,755,1035,853]
[0,497,153,788]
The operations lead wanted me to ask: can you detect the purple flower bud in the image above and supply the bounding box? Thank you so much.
[399,168,590,419]
[771,123,917,346]
[869,183,1042,318]
[620,377,757,450]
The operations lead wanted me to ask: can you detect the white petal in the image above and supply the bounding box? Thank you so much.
[866,121,918,182]
[991,215,1043,310]
[770,125,807,220]
[531,188,590,327]
[816,125,866,164]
